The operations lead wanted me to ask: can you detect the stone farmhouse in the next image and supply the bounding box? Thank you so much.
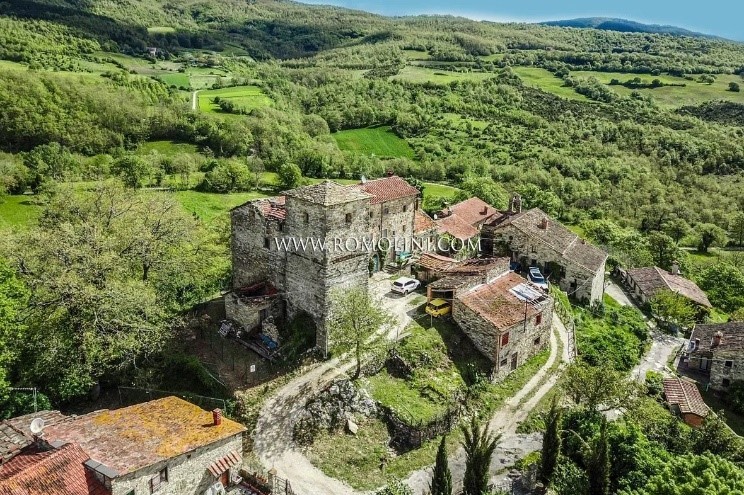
[432,197,499,258]
[622,265,712,313]
[0,397,246,495]
[454,271,554,380]
[662,377,710,427]
[228,176,419,354]
[482,196,608,304]
[686,322,744,391]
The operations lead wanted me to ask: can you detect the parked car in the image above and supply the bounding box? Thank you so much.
[528,267,549,291]
[391,277,421,295]
[425,298,452,317]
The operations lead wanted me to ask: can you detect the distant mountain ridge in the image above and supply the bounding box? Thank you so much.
[540,17,721,40]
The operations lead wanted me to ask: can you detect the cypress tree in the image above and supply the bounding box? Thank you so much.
[461,417,501,495]
[430,436,452,495]
[587,418,610,495]
[540,395,562,484]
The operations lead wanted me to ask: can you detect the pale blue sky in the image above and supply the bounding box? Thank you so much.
[298,0,743,41]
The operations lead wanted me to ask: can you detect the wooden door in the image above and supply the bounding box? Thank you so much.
[219,470,229,487]
[511,352,518,371]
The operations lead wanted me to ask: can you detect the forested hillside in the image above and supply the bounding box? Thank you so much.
[1,0,744,415]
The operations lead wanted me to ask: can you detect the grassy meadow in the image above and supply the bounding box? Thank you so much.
[332,126,415,158]
[512,67,589,101]
[391,66,494,85]
[197,85,273,112]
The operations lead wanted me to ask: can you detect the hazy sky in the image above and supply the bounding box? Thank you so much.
[297,0,743,41]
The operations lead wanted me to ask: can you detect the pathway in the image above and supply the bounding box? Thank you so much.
[191,90,200,111]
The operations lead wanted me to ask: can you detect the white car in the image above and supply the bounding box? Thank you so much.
[391,277,421,295]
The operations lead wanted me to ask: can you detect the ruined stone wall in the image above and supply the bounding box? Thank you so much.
[231,204,270,289]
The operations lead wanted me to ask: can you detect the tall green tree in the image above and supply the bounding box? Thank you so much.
[692,223,728,253]
[650,289,698,328]
[587,418,610,495]
[112,155,150,189]
[730,212,744,247]
[329,287,394,379]
[541,396,563,485]
[0,258,28,399]
[646,232,680,270]
[430,436,453,495]
[562,363,637,413]
[461,417,501,495]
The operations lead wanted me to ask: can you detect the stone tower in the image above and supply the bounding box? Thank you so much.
[282,181,372,355]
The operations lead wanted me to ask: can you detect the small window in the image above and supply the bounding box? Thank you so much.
[345,213,352,224]
[501,332,510,347]
[403,205,408,213]
[500,358,508,367]
[383,206,390,215]
[303,212,309,224]
[278,222,284,232]
[125,491,135,495]
[264,238,270,249]
[723,378,731,387]
[508,235,513,241]
[536,313,542,325]
[403,225,407,233]
[369,211,374,218]
[534,337,541,345]
[726,360,734,368]
[149,467,168,493]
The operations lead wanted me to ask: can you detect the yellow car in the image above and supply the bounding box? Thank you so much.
[426,298,451,317]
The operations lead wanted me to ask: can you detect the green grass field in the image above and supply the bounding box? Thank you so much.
[391,66,494,85]
[512,67,589,101]
[197,85,272,113]
[138,140,199,155]
[332,126,414,158]
[158,73,190,88]
[147,26,175,33]
[572,71,744,108]
[0,195,41,230]
[172,190,271,223]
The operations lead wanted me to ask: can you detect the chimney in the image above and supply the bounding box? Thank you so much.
[212,409,222,426]
[712,331,723,348]
[670,262,680,275]
[386,170,394,177]
[539,217,548,230]
[510,194,522,214]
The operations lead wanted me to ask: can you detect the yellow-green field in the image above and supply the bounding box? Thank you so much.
[572,71,744,107]
[391,66,494,85]
[197,85,272,112]
[512,67,589,101]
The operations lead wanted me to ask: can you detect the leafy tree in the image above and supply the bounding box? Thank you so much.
[691,413,744,461]
[2,182,226,400]
[541,395,563,485]
[248,156,266,189]
[199,160,252,193]
[646,232,680,270]
[461,416,501,495]
[650,289,698,329]
[430,436,453,495]
[695,262,744,313]
[621,453,744,494]
[278,162,303,190]
[730,82,741,92]
[692,223,728,253]
[663,217,690,245]
[562,363,637,413]
[730,212,744,247]
[517,183,564,218]
[111,155,150,189]
[329,287,394,379]
[456,175,508,210]
[0,258,29,399]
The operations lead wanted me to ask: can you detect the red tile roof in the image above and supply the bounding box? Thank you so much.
[2,411,69,464]
[434,213,479,240]
[663,377,709,418]
[44,397,246,476]
[0,443,108,495]
[627,266,712,308]
[351,176,420,205]
[256,196,286,220]
[689,322,744,353]
[457,272,548,330]
[207,450,241,477]
[416,253,458,272]
[414,209,435,234]
[447,198,499,227]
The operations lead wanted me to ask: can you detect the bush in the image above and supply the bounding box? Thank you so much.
[198,160,252,193]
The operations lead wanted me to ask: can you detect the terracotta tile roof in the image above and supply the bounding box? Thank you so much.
[284,180,371,206]
[5,411,69,439]
[627,267,712,308]
[416,253,458,272]
[488,208,607,273]
[207,450,241,477]
[663,377,710,418]
[690,322,744,353]
[457,272,550,330]
[434,213,479,240]
[446,198,500,227]
[429,275,477,290]
[44,397,246,476]
[445,257,508,275]
[414,209,435,234]
[0,423,29,463]
[0,443,108,495]
[350,176,420,205]
[255,196,286,220]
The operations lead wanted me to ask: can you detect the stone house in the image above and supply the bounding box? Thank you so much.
[229,177,420,354]
[453,271,554,381]
[686,322,744,391]
[623,266,712,314]
[432,197,499,259]
[482,197,607,304]
[421,257,512,306]
[0,397,246,495]
[662,377,709,427]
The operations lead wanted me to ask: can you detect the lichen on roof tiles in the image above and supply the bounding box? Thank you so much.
[284,180,371,205]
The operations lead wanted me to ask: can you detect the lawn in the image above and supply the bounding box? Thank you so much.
[390,66,494,85]
[137,140,199,155]
[0,195,41,230]
[571,71,744,108]
[332,126,414,159]
[198,85,272,113]
[173,190,271,224]
[512,67,588,101]
[147,26,175,33]
[158,73,190,88]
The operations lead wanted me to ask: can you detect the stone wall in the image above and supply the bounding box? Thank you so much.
[224,292,282,333]
[708,349,742,390]
[367,196,416,262]
[453,297,553,381]
[111,434,243,495]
